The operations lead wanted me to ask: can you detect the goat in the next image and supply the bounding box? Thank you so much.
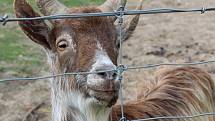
[14,0,143,121]
[14,0,215,121]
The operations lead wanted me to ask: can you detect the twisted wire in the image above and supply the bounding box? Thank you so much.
[1,7,215,25]
[1,60,215,82]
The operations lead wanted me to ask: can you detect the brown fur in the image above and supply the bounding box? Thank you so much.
[13,0,51,49]
[52,8,118,73]
[112,66,215,121]
[14,0,215,121]
[14,0,118,91]
[50,9,118,93]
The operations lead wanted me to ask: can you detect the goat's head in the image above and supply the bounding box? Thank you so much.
[14,0,143,107]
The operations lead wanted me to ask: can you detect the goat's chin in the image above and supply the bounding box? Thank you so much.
[88,88,119,107]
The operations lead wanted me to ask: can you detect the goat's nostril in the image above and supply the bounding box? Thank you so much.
[112,72,117,79]
[94,65,116,79]
[97,72,107,78]
[97,71,117,80]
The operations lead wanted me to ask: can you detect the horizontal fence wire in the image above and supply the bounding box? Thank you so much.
[127,60,215,70]
[1,60,215,82]
[131,112,215,121]
[1,4,215,121]
[0,69,115,82]
[1,7,215,25]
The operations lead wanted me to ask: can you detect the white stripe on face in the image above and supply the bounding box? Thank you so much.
[87,41,116,86]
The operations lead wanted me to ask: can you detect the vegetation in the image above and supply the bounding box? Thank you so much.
[0,0,104,76]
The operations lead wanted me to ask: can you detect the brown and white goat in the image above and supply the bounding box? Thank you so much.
[14,0,215,121]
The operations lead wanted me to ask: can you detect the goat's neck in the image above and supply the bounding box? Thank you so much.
[50,81,111,121]
[48,57,111,121]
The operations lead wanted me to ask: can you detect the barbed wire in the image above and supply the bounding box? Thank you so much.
[131,112,215,121]
[1,7,215,25]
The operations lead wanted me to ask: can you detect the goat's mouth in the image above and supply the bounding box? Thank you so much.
[89,87,119,92]
[87,86,119,107]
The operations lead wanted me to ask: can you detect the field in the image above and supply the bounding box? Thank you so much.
[1,0,215,121]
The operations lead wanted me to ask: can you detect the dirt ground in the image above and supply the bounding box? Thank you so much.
[1,0,215,121]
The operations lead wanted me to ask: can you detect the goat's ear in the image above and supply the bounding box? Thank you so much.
[14,0,51,49]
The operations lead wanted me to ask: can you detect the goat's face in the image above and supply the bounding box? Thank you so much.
[14,0,142,107]
[51,9,119,106]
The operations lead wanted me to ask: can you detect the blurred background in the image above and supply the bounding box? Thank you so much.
[1,0,215,121]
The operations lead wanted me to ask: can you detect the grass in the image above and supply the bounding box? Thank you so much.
[0,0,104,13]
[61,0,105,6]
[0,27,45,76]
[0,0,104,77]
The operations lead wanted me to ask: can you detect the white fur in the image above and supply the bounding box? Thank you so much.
[97,41,103,51]
[52,89,110,121]
[87,49,116,85]
[50,41,114,121]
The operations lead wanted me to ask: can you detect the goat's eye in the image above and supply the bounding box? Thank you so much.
[57,40,68,51]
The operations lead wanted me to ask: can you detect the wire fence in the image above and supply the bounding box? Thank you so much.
[1,7,215,25]
[1,2,215,121]
[1,60,215,82]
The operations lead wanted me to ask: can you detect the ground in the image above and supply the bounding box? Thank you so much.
[0,0,215,121]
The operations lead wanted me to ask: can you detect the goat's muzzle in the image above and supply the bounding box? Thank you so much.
[87,64,120,106]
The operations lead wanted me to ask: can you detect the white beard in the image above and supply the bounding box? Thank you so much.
[51,89,111,121]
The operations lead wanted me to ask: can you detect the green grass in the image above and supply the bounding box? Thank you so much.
[0,0,13,13]
[0,0,104,13]
[0,29,26,61]
[0,0,105,77]
[61,0,105,6]
[0,27,45,76]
